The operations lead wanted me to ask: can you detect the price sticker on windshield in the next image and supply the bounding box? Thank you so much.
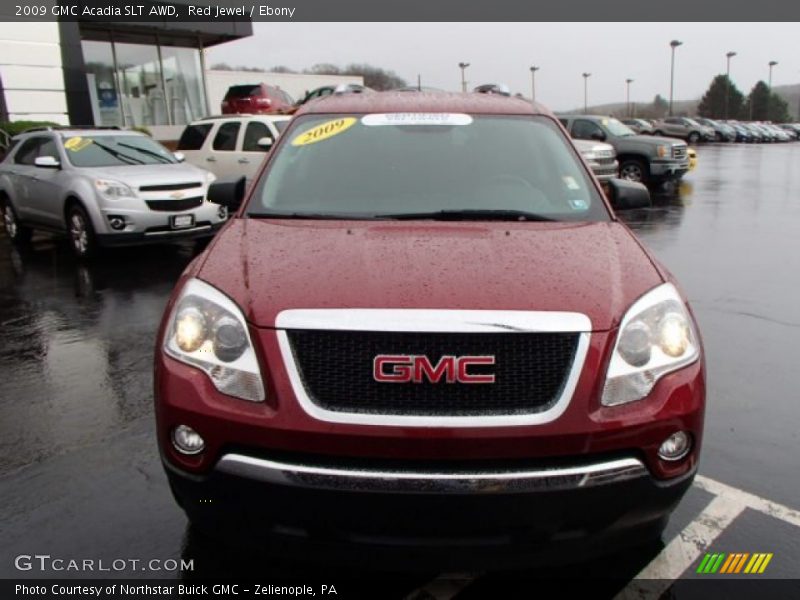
[291,118,357,146]
[64,137,93,152]
[362,113,473,126]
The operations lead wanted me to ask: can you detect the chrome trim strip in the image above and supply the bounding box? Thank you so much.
[277,326,590,428]
[275,309,592,333]
[215,455,649,494]
[144,225,212,237]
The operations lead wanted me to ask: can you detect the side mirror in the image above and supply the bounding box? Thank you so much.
[34,156,60,169]
[207,177,247,212]
[590,130,606,142]
[607,178,651,210]
[173,152,186,163]
[256,137,273,150]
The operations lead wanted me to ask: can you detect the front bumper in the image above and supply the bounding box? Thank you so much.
[166,453,694,567]
[97,221,224,246]
[650,160,690,179]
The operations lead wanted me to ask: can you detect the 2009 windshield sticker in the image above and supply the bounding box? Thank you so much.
[64,137,93,152]
[291,118,357,146]
[361,113,473,127]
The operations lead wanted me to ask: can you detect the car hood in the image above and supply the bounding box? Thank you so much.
[86,163,209,189]
[197,219,663,332]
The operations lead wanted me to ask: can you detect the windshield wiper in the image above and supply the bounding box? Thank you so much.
[247,211,380,220]
[117,142,173,164]
[90,140,145,165]
[377,209,556,222]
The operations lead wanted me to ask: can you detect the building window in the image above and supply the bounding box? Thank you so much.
[80,36,207,128]
[82,39,122,127]
[115,40,167,126]
[159,45,206,125]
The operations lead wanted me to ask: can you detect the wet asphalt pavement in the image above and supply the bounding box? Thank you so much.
[1,143,799,592]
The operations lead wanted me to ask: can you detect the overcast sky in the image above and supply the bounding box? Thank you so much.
[206,22,799,110]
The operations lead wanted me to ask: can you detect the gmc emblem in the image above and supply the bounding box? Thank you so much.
[373,355,496,384]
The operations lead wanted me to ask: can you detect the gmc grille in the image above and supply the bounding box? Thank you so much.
[672,146,688,160]
[286,330,580,417]
[146,197,203,212]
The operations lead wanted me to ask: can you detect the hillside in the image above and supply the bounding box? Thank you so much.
[560,83,799,120]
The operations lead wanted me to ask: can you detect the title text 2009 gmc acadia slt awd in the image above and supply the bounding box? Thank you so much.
[155,92,705,566]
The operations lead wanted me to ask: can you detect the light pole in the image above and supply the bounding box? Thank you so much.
[724,51,736,119]
[626,78,634,117]
[669,40,683,116]
[768,60,778,89]
[582,72,591,114]
[458,62,470,93]
[530,66,539,104]
[767,61,778,121]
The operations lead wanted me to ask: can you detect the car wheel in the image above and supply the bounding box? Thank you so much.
[653,130,664,137]
[2,200,33,245]
[619,159,649,184]
[67,204,97,259]
[688,132,701,144]
[714,132,723,142]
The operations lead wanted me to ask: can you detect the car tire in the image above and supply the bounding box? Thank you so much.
[714,132,723,142]
[2,200,33,245]
[619,159,649,185]
[653,130,664,137]
[67,204,97,259]
[688,132,701,144]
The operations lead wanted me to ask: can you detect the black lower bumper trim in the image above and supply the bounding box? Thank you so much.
[165,459,694,568]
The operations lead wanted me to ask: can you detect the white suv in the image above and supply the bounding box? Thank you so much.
[0,127,224,258]
[176,115,291,183]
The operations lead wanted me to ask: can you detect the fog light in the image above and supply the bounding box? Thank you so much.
[108,216,126,230]
[658,431,691,461]
[172,425,205,455]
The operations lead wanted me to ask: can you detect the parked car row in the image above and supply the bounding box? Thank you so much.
[621,116,800,144]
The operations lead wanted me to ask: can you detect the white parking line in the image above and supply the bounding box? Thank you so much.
[615,495,746,598]
[408,475,800,600]
[617,475,800,599]
[694,475,800,529]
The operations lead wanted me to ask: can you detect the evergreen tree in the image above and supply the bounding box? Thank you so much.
[698,75,744,119]
[743,81,791,122]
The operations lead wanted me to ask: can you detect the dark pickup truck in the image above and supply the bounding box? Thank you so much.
[559,115,689,186]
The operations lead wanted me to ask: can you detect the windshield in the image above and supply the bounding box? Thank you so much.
[248,114,609,222]
[63,135,177,167]
[603,118,636,137]
[225,85,260,99]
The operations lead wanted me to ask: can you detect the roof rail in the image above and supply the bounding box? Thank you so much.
[473,83,511,97]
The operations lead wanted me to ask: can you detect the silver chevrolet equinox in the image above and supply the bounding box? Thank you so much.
[0,127,226,258]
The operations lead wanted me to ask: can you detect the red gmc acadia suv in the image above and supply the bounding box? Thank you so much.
[155,92,705,567]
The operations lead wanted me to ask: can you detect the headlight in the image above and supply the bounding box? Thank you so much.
[164,278,265,402]
[602,283,700,406]
[95,178,135,199]
[656,145,670,158]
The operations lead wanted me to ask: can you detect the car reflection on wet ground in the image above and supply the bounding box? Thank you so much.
[1,143,798,594]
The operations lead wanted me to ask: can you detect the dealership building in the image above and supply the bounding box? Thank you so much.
[0,13,252,134]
